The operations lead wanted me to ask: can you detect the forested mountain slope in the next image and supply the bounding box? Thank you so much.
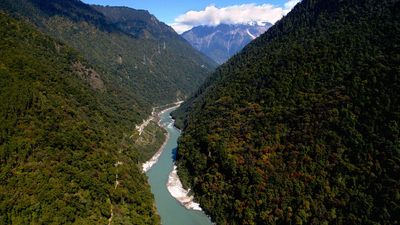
[0,0,213,105]
[0,11,159,224]
[175,0,400,224]
[90,5,219,71]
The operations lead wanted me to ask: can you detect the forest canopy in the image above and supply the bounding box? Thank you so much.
[0,0,216,106]
[175,0,400,224]
[0,11,160,224]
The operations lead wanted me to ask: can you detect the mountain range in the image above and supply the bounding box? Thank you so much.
[181,23,272,64]
[0,0,217,106]
[90,5,219,70]
[1,0,400,224]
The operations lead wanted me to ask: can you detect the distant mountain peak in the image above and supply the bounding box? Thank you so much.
[243,21,270,26]
[181,22,272,64]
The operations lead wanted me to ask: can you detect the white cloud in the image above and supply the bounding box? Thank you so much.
[169,23,194,35]
[284,0,301,10]
[169,0,301,34]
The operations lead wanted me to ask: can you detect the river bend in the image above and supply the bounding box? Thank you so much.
[146,109,213,225]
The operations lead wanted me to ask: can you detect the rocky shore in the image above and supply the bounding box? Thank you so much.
[166,165,202,211]
[142,103,205,214]
[141,104,180,173]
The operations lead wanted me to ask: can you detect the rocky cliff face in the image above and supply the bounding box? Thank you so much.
[181,23,272,64]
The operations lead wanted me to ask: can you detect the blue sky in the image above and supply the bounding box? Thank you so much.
[80,0,301,33]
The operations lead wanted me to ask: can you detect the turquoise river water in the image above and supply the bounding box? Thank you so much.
[146,109,213,225]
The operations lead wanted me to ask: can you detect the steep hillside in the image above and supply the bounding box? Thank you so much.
[175,0,400,224]
[181,23,272,64]
[0,0,213,105]
[0,11,159,224]
[90,5,219,71]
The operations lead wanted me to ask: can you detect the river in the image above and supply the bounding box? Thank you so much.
[146,108,213,225]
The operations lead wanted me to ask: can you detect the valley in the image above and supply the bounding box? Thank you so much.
[0,0,214,223]
[1,0,400,224]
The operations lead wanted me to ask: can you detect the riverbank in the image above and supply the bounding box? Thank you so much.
[141,104,181,173]
[166,165,202,211]
[157,103,182,116]
[142,131,170,173]
[162,110,205,212]
[143,105,204,211]
[145,108,213,225]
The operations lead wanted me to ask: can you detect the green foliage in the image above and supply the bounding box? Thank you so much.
[0,11,159,224]
[131,120,168,163]
[0,0,215,106]
[90,5,219,70]
[176,0,400,224]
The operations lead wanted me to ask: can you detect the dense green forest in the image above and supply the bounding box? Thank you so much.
[0,11,160,224]
[133,121,168,163]
[0,0,216,106]
[175,0,400,224]
[90,5,219,70]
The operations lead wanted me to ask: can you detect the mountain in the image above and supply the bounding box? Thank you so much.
[90,5,219,70]
[0,10,159,224]
[174,0,400,224]
[181,23,272,64]
[0,0,215,106]
[0,0,218,223]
